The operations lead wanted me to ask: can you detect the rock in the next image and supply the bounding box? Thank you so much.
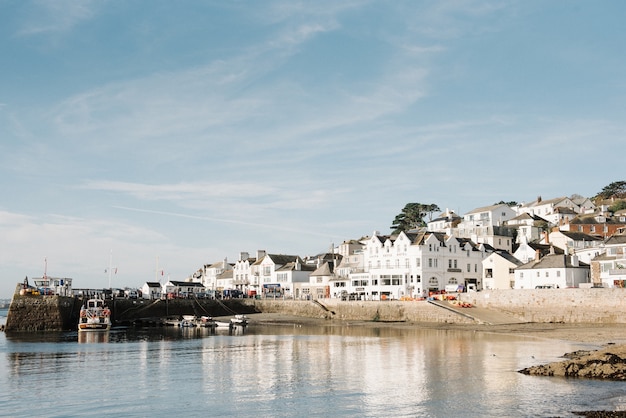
[519,344,626,381]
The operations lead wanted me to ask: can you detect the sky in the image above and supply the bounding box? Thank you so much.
[1,0,625,298]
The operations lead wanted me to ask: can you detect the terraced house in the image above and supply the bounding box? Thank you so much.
[333,231,490,300]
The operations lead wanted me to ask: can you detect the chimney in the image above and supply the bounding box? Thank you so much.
[535,249,541,262]
[537,196,542,203]
[257,250,266,260]
[549,245,555,255]
[571,254,579,267]
[543,231,549,244]
[239,252,249,262]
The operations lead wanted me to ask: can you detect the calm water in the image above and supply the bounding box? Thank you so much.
[1,309,624,417]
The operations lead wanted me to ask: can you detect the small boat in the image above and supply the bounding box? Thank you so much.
[78,298,111,332]
[230,315,248,326]
[198,316,217,328]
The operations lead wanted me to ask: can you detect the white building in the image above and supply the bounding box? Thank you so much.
[482,250,523,290]
[254,253,312,298]
[514,251,590,289]
[344,231,490,300]
[590,234,626,288]
[201,258,233,291]
[453,204,517,252]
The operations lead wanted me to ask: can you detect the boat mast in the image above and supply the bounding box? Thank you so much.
[108,250,113,289]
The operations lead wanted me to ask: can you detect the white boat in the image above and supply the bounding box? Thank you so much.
[230,315,248,326]
[198,316,217,328]
[78,298,111,332]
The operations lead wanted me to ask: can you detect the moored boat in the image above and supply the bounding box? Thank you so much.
[230,314,249,326]
[78,298,112,332]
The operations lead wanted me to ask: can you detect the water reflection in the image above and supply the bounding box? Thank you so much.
[1,322,623,417]
[77,331,109,344]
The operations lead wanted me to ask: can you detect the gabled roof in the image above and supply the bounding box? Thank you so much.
[524,196,569,208]
[526,242,565,257]
[310,261,334,276]
[276,261,316,272]
[145,282,161,287]
[605,234,626,245]
[554,207,577,215]
[517,254,589,270]
[556,231,603,242]
[254,254,302,266]
[405,231,447,245]
[465,203,511,215]
[491,250,524,266]
[168,280,205,287]
[217,270,232,279]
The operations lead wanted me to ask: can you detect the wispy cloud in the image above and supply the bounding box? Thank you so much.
[16,0,100,37]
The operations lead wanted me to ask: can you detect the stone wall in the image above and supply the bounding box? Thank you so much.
[5,295,78,331]
[460,288,626,323]
[249,299,475,324]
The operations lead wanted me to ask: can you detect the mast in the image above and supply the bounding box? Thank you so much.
[108,250,113,289]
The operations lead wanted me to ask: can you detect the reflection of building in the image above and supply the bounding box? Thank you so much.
[31,276,73,296]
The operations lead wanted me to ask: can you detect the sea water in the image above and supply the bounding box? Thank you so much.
[0,309,624,417]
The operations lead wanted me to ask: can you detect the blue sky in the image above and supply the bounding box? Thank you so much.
[1,1,625,297]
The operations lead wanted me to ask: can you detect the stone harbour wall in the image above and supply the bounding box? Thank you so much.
[460,288,626,323]
[5,294,78,331]
[250,299,475,324]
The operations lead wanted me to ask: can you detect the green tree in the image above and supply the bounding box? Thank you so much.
[494,200,518,206]
[390,203,440,234]
[595,181,626,200]
[609,200,626,212]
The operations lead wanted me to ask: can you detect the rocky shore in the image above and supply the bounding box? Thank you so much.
[518,343,626,380]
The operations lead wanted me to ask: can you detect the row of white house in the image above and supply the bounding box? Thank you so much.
[178,197,626,300]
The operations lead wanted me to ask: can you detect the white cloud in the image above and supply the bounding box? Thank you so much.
[16,0,100,37]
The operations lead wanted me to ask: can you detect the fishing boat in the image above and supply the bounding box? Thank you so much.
[78,298,112,332]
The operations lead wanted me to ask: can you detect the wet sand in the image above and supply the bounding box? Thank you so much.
[246,312,626,345]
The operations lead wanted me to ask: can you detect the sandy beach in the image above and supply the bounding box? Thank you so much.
[246,312,626,346]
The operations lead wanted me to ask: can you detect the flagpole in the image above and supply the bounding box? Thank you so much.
[108,250,113,289]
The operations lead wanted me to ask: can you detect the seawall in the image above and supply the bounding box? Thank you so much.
[461,288,626,323]
[5,288,626,332]
[248,299,475,324]
[4,295,79,331]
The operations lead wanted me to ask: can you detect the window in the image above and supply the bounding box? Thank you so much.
[428,258,432,268]
[416,258,421,267]
[545,272,549,277]
[467,264,471,272]
[557,271,561,277]
[454,260,457,269]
